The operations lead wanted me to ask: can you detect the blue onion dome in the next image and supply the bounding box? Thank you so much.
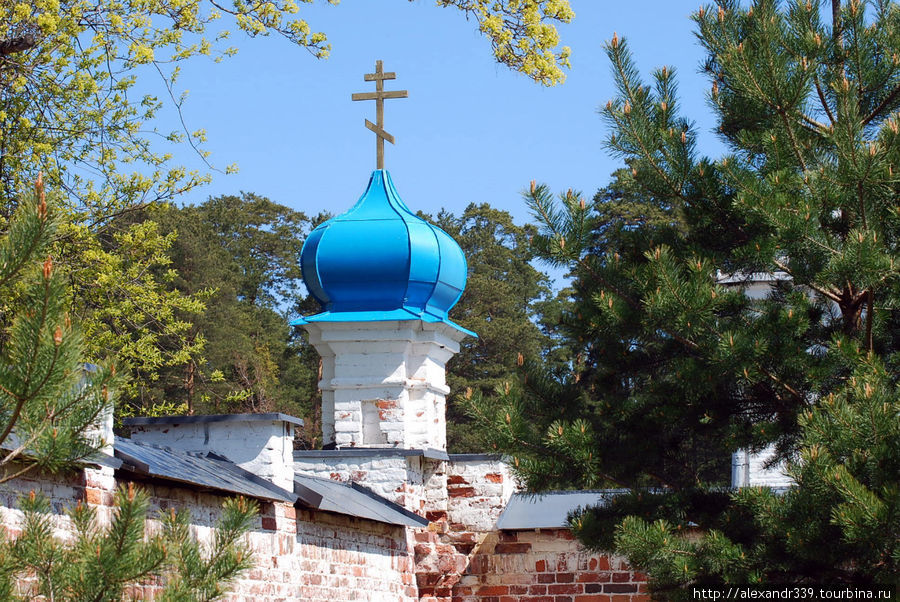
[291,170,473,335]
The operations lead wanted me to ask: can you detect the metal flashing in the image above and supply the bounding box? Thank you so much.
[496,490,628,530]
[294,447,450,462]
[447,453,503,462]
[123,413,304,427]
[294,474,428,528]
[114,438,298,504]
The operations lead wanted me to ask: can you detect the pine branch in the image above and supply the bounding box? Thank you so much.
[814,74,837,125]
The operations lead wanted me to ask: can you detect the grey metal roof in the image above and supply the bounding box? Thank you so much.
[85,451,122,469]
[114,438,298,503]
[448,453,503,462]
[496,490,626,530]
[295,447,449,461]
[123,412,304,427]
[294,474,428,528]
[114,438,428,527]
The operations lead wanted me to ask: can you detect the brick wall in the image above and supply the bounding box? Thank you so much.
[0,467,418,601]
[453,529,648,602]
[413,457,648,602]
[293,452,430,513]
[0,458,648,601]
[445,456,515,532]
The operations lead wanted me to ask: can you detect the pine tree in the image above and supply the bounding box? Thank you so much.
[469,0,900,589]
[432,203,558,452]
[0,177,257,599]
[1,485,256,601]
[0,174,115,481]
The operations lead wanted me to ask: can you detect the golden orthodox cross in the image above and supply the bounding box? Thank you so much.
[351,60,408,170]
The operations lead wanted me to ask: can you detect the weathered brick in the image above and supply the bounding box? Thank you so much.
[577,571,612,583]
[260,516,277,531]
[549,583,582,594]
[477,585,509,595]
[603,583,638,593]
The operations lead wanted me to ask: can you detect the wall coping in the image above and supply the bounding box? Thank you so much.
[123,413,304,427]
[294,447,449,461]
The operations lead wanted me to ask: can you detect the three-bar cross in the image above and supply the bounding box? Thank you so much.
[352,60,408,170]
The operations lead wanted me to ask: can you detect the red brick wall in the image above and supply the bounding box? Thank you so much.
[453,529,648,602]
[415,521,648,602]
[413,458,648,602]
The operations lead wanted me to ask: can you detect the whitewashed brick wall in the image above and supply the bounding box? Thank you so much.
[732,445,794,488]
[129,417,296,491]
[303,321,468,451]
[294,452,430,513]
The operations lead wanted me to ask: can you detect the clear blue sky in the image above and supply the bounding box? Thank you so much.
[168,1,726,225]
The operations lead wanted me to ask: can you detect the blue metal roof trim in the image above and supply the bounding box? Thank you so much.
[289,310,476,337]
[294,170,474,337]
[114,438,298,504]
[496,490,628,530]
[294,473,428,528]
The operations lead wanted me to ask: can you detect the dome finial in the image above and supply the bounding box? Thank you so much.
[351,60,408,169]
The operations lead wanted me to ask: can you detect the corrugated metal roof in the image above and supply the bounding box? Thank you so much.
[496,490,626,530]
[114,438,297,504]
[294,474,428,528]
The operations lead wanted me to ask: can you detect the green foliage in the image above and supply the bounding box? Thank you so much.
[0,177,116,482]
[157,494,257,601]
[0,485,255,601]
[577,352,899,594]
[436,0,574,85]
[0,0,573,221]
[117,194,320,431]
[0,178,253,598]
[430,203,557,452]
[469,0,900,588]
[63,218,208,407]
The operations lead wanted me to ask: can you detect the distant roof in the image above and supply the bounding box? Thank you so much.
[496,490,625,530]
[115,438,298,503]
[295,474,428,528]
[123,413,304,427]
[716,271,791,285]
